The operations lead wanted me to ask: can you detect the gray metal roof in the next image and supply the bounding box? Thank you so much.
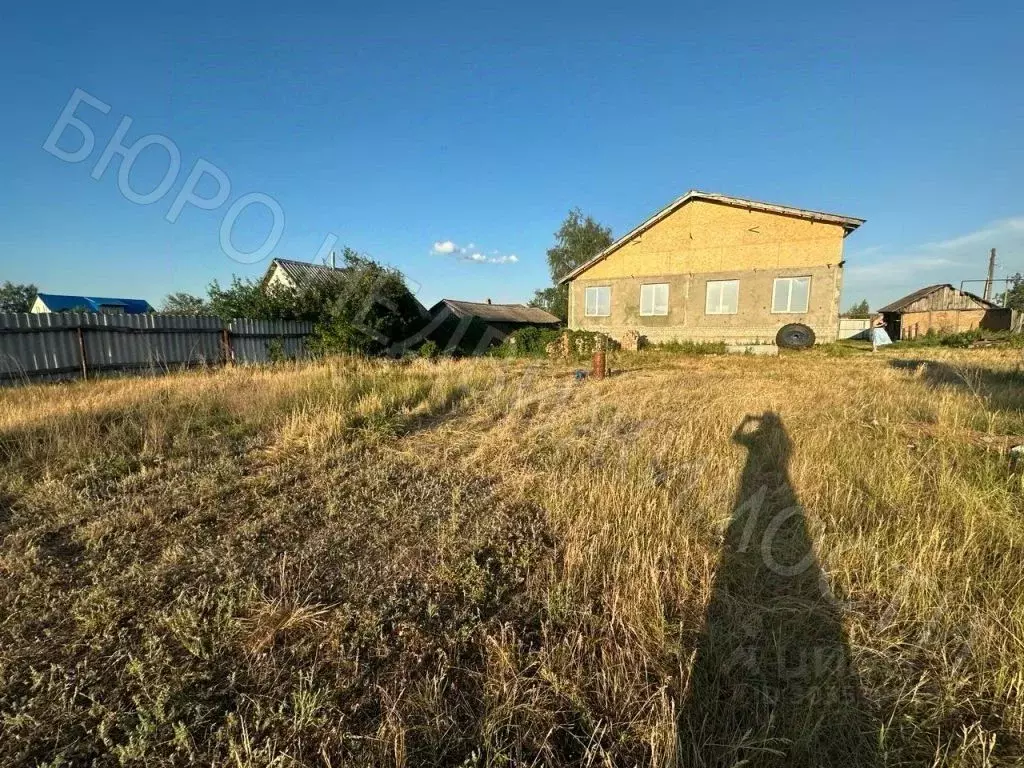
[431,299,560,325]
[269,258,349,289]
[877,284,998,313]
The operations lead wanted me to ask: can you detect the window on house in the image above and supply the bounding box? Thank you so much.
[584,286,611,316]
[705,280,739,315]
[639,283,669,316]
[772,276,811,313]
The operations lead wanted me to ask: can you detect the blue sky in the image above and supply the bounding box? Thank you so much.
[1,1,1022,311]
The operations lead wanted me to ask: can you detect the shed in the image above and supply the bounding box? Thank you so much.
[877,284,1010,340]
[427,299,560,353]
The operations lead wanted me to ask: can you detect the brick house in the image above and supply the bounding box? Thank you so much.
[558,191,864,346]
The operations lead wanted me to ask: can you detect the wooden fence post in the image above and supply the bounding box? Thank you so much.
[76,325,88,380]
[221,327,232,366]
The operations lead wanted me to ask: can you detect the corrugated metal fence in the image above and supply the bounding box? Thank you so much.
[0,313,314,383]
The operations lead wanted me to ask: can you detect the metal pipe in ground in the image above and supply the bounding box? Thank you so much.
[591,350,606,380]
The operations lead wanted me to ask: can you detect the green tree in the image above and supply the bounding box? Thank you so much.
[842,299,871,318]
[312,251,428,356]
[205,249,425,356]
[529,209,613,321]
[0,281,37,313]
[161,292,210,315]
[1002,273,1024,311]
[207,276,294,321]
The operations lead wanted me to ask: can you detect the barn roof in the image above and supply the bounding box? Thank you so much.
[431,299,560,325]
[877,284,998,313]
[36,293,153,313]
[558,190,865,284]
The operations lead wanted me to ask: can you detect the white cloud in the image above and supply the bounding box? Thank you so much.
[431,240,457,255]
[844,215,1024,309]
[428,239,521,265]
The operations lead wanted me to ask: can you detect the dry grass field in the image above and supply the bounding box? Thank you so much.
[2,347,1023,767]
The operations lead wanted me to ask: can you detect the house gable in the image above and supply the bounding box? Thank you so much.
[264,262,297,291]
[568,198,849,283]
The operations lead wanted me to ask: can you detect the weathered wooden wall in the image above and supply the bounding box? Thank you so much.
[0,313,313,383]
[899,285,990,313]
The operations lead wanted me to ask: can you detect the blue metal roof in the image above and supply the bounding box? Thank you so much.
[36,293,153,314]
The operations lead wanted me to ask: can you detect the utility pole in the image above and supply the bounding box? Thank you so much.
[983,248,996,301]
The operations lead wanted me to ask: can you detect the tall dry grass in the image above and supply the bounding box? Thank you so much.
[0,348,1022,766]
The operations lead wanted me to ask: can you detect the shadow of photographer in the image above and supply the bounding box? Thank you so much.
[681,412,880,767]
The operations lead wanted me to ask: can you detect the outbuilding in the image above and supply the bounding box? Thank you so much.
[877,284,1011,340]
[427,299,560,353]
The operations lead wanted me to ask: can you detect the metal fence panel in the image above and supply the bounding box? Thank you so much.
[0,313,313,383]
[228,318,314,363]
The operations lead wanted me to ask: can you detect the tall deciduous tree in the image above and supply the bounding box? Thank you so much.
[842,299,871,318]
[0,281,37,313]
[529,209,613,321]
[161,292,210,315]
[1002,273,1024,312]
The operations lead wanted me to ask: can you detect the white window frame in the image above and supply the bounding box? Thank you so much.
[772,276,811,314]
[584,285,611,317]
[639,283,669,316]
[705,279,739,315]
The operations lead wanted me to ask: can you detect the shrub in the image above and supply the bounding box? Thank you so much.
[208,249,426,358]
[497,328,610,359]
[653,339,727,355]
[267,338,287,363]
[508,327,563,357]
[890,328,1024,349]
[419,340,440,360]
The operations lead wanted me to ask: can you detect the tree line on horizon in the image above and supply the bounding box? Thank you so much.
[4,228,1023,329]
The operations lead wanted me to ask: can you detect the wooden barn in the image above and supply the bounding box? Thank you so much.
[877,284,1011,340]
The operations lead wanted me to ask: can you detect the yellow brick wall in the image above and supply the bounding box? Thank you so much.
[898,310,987,338]
[575,199,846,280]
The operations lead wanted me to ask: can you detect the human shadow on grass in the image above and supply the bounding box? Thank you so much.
[681,412,881,768]
[889,358,1024,415]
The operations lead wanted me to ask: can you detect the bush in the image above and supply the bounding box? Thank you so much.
[890,328,1024,349]
[419,340,440,360]
[653,339,727,355]
[267,338,287,363]
[939,330,979,349]
[504,327,563,357]
[208,249,426,358]
[496,328,609,359]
